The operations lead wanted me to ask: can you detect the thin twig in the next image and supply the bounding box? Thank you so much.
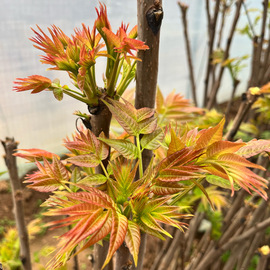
[256,0,269,85]
[259,18,270,85]
[184,211,204,262]
[157,230,182,270]
[203,0,221,107]
[225,78,240,126]
[150,230,175,270]
[242,1,256,38]
[207,0,243,110]
[178,2,198,106]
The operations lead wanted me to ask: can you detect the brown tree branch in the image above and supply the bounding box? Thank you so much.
[224,91,257,141]
[1,138,32,270]
[256,0,269,85]
[195,217,270,270]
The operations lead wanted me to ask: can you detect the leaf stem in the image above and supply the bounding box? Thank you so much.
[88,67,97,97]
[107,53,120,96]
[62,89,91,104]
[100,161,110,180]
[116,60,136,97]
[136,135,144,179]
[100,160,117,201]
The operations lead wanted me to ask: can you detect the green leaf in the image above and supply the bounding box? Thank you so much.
[53,87,64,101]
[206,175,241,191]
[0,171,7,177]
[99,138,138,159]
[79,174,107,186]
[141,128,164,150]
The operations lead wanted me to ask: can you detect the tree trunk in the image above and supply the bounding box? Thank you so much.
[89,101,113,270]
[134,0,163,269]
[1,138,32,270]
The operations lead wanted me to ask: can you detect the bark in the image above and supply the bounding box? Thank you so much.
[93,242,113,270]
[1,138,32,270]
[115,244,132,270]
[136,0,163,111]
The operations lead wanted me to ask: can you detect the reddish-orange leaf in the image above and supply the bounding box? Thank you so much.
[14,148,59,162]
[195,117,225,150]
[206,141,246,158]
[236,139,270,158]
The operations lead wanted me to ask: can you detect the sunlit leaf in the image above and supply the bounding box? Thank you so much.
[141,128,164,150]
[167,128,185,156]
[103,99,139,135]
[195,117,225,150]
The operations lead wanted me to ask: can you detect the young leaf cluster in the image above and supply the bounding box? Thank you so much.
[16,96,270,269]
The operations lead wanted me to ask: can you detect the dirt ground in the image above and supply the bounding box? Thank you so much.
[0,180,160,270]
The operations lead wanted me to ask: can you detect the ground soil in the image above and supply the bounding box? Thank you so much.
[0,179,160,270]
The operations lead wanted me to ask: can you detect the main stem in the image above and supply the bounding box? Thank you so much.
[135,1,163,269]
[90,99,113,270]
